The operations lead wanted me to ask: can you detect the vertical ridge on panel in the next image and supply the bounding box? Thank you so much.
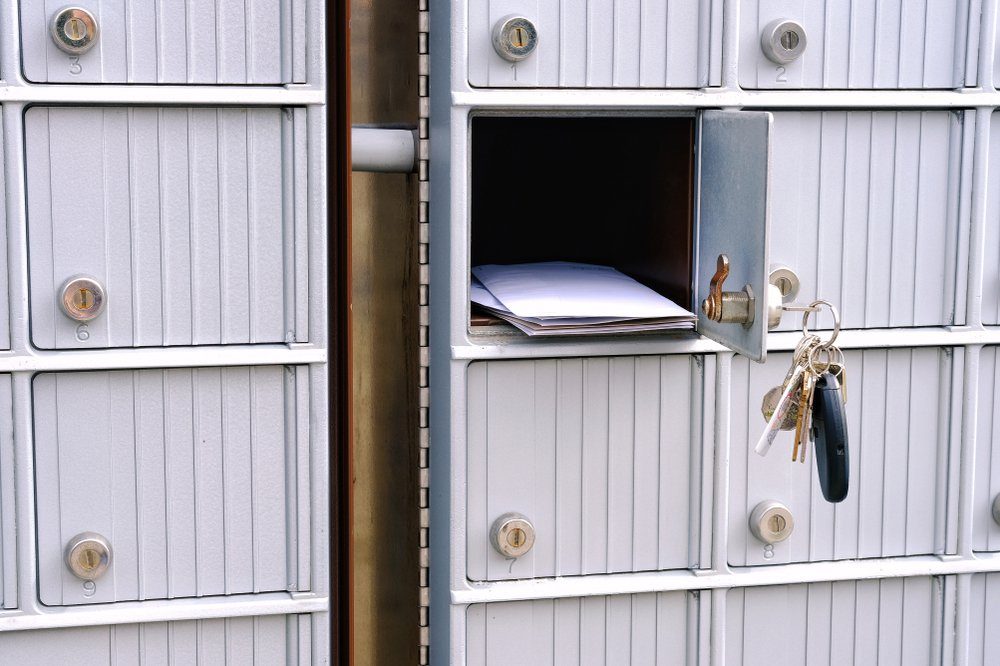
[251,366,290,591]
[968,574,1000,664]
[973,347,1000,550]
[160,110,194,345]
[195,368,227,595]
[292,108,311,342]
[768,111,960,331]
[739,0,966,88]
[726,579,939,665]
[190,109,225,344]
[0,108,8,350]
[136,370,169,599]
[219,111,253,344]
[222,367,255,592]
[164,370,197,598]
[607,358,636,571]
[984,113,1000,324]
[249,111,287,343]
[0,377,10,607]
[581,359,611,575]
[729,349,951,567]
[126,2,158,82]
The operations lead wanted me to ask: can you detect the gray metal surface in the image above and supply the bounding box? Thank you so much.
[0,614,312,663]
[739,0,971,89]
[25,106,308,350]
[726,577,944,664]
[466,591,700,665]
[466,356,712,581]
[729,348,955,567]
[769,110,966,331]
[33,366,311,607]
[21,1,307,84]
[984,111,1000,325]
[697,110,772,362]
[467,0,721,88]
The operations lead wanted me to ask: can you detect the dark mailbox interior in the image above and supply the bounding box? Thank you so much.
[471,115,695,327]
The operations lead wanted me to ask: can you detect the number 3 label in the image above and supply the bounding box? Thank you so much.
[69,56,82,75]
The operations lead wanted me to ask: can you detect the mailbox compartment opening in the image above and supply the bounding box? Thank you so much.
[471,115,695,329]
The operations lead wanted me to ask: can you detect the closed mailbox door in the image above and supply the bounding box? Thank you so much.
[26,106,309,350]
[33,367,312,606]
[21,1,307,84]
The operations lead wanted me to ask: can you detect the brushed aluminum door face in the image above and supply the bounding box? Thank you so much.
[968,574,1000,664]
[729,348,955,567]
[467,0,721,88]
[466,591,699,666]
[467,355,710,581]
[0,615,311,664]
[739,0,970,89]
[973,347,1000,551]
[0,107,8,351]
[26,106,308,350]
[726,578,944,665]
[34,366,312,606]
[21,1,307,84]
[697,110,772,362]
[0,377,10,609]
[983,113,1000,325]
[767,111,965,332]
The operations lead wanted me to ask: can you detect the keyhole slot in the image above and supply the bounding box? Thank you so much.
[512,27,527,48]
[768,514,786,534]
[64,17,86,40]
[79,548,100,571]
[507,528,525,548]
[779,30,799,51]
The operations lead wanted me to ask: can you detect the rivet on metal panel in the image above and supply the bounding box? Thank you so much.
[749,500,794,544]
[65,532,112,581]
[51,7,99,55]
[489,512,535,558]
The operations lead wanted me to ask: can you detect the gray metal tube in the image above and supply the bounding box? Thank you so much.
[351,126,418,173]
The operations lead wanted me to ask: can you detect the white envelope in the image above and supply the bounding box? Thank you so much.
[472,261,694,319]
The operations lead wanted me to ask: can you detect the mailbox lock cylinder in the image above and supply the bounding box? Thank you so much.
[51,7,99,55]
[59,276,106,322]
[65,532,112,581]
[492,16,538,62]
[760,19,807,64]
[993,494,1000,526]
[490,512,536,559]
[749,500,794,544]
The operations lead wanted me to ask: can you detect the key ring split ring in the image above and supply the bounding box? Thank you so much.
[801,299,841,349]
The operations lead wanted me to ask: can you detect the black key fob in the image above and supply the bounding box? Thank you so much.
[811,372,849,503]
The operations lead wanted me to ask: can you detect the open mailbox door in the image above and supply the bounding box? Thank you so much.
[697,110,773,362]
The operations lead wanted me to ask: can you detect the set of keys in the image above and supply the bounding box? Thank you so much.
[754,300,850,503]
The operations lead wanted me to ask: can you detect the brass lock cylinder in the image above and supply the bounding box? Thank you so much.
[490,512,535,559]
[749,500,794,544]
[65,532,112,581]
[51,7,99,55]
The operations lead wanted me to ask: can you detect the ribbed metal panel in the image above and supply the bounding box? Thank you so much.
[33,366,312,606]
[25,106,309,350]
[21,1,307,84]
[467,0,721,88]
[730,348,955,567]
[466,355,712,581]
[0,615,312,663]
[968,574,1000,665]
[726,577,943,665]
[973,347,1000,551]
[0,376,9,608]
[739,0,969,88]
[983,113,1000,324]
[0,107,7,351]
[467,591,700,665]
[769,110,964,332]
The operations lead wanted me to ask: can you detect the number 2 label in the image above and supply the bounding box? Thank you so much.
[775,66,788,83]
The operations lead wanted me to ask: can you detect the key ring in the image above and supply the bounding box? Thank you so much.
[801,299,841,349]
[807,344,834,375]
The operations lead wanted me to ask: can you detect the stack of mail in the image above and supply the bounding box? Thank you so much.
[471,262,697,336]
